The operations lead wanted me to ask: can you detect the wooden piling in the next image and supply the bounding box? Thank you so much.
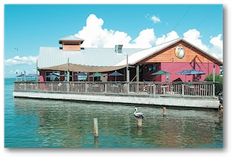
[218,104,223,113]
[162,107,167,116]
[93,118,99,138]
[94,137,99,145]
[137,118,142,128]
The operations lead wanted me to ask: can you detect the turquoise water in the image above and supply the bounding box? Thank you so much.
[4,78,223,148]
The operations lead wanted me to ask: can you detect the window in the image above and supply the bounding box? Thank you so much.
[45,71,60,81]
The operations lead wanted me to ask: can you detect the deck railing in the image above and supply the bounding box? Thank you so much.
[14,81,215,97]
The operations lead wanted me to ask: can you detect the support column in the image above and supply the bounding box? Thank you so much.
[66,58,70,93]
[136,65,139,82]
[126,54,129,93]
[213,64,216,97]
[136,65,139,92]
[67,58,70,82]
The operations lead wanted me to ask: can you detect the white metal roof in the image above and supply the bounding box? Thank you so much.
[38,47,142,68]
[115,38,180,66]
[38,38,222,69]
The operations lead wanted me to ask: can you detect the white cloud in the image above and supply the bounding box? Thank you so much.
[75,14,157,48]
[155,31,179,45]
[132,28,156,48]
[183,29,223,60]
[150,15,161,23]
[183,29,208,51]
[5,55,38,66]
[73,14,223,60]
[208,34,223,60]
[75,14,132,48]
[210,34,223,49]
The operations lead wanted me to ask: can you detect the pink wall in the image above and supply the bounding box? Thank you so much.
[156,62,220,82]
[148,62,220,82]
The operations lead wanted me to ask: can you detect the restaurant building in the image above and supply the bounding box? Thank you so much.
[37,36,223,82]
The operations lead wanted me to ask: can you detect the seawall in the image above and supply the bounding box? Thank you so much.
[13,91,219,109]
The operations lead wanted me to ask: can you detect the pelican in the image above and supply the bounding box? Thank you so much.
[134,107,144,119]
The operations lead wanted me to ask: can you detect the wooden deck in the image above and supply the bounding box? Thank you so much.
[13,81,219,109]
[14,81,216,97]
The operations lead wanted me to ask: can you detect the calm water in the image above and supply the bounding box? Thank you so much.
[4,78,223,148]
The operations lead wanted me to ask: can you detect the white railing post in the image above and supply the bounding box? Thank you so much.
[213,83,215,97]
[153,84,156,96]
[66,82,70,93]
[182,84,185,96]
[37,82,39,91]
[85,82,88,93]
[51,83,53,92]
[105,83,107,93]
[136,82,139,93]
[127,82,129,93]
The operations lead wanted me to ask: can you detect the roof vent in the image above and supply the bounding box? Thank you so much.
[115,44,123,53]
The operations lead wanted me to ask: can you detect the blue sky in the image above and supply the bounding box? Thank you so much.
[4,4,223,78]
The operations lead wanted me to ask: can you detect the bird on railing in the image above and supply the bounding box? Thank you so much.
[134,107,144,119]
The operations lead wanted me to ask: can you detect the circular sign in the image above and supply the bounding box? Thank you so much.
[175,46,185,59]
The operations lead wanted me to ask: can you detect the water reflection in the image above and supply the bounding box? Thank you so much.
[12,98,223,148]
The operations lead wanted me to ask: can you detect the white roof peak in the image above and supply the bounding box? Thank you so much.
[115,38,181,66]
